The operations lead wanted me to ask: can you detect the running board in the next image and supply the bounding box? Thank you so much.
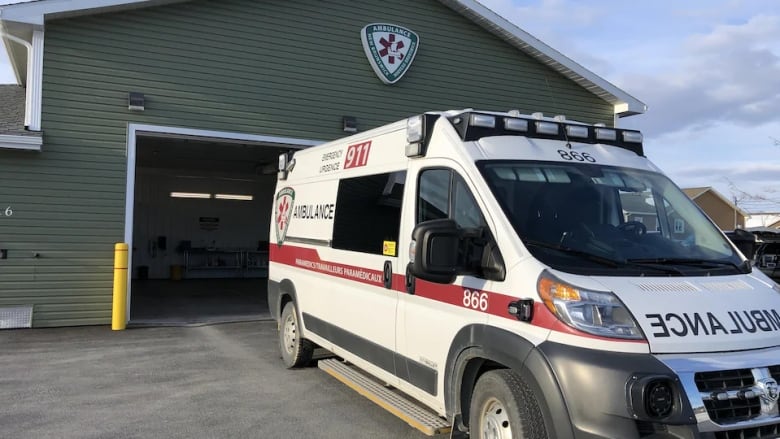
[318,358,451,436]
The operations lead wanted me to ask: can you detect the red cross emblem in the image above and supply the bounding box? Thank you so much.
[277,197,290,231]
[378,34,405,65]
[274,187,295,246]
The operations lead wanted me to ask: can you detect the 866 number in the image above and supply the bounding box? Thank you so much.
[463,289,488,311]
[557,149,596,162]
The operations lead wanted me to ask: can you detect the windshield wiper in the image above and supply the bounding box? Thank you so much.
[523,240,623,267]
[524,240,685,274]
[627,258,745,272]
[621,259,685,275]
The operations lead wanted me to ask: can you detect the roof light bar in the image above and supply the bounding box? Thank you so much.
[405,113,441,158]
[623,131,643,143]
[470,114,496,128]
[565,125,589,138]
[595,128,617,141]
[406,115,424,144]
[504,118,528,132]
[535,121,559,135]
[445,111,644,157]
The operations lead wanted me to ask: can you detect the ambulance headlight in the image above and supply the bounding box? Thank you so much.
[537,271,644,340]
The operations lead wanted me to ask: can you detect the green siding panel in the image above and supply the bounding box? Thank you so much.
[0,0,614,327]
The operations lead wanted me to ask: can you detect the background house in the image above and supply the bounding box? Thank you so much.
[682,187,747,231]
[746,213,780,229]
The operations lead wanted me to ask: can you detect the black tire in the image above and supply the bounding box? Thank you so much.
[279,301,314,368]
[468,370,547,439]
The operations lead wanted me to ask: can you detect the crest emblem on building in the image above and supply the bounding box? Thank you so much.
[361,23,420,84]
[275,187,295,246]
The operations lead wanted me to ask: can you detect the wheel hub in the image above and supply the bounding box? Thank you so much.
[480,397,512,439]
[283,314,297,353]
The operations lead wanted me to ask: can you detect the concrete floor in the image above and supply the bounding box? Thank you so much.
[129,278,270,326]
[0,321,428,439]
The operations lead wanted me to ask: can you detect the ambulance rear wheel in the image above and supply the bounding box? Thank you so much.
[279,301,313,368]
[469,370,547,439]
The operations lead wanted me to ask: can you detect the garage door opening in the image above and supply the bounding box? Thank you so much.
[125,127,314,325]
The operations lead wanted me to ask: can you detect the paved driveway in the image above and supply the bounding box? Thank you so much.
[0,321,429,439]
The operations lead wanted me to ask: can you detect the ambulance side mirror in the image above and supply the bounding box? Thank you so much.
[410,219,462,284]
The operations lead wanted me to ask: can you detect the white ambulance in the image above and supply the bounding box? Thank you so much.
[268,109,780,439]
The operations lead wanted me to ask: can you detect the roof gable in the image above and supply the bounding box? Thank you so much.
[682,187,709,199]
[0,0,646,117]
[682,186,748,217]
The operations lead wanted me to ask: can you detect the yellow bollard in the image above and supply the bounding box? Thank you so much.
[112,243,129,330]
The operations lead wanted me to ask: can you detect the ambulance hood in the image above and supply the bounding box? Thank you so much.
[593,274,780,354]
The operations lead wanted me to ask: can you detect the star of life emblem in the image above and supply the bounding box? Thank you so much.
[275,187,295,246]
[361,23,420,84]
[758,378,779,404]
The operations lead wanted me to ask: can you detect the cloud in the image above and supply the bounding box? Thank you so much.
[617,14,780,137]
[479,1,779,139]
[675,163,780,183]
[478,0,615,75]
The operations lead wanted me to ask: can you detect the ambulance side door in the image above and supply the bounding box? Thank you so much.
[395,163,495,409]
[304,170,405,386]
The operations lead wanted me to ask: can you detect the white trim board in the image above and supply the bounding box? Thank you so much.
[0,134,42,151]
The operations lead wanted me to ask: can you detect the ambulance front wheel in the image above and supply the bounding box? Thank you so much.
[469,369,547,439]
[279,301,314,368]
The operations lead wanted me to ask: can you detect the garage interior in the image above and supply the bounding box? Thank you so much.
[129,134,294,325]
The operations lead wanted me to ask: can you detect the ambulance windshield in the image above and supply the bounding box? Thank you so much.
[478,161,748,276]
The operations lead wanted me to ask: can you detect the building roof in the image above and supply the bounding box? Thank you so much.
[0,84,29,135]
[0,0,646,117]
[682,187,709,199]
[682,186,749,217]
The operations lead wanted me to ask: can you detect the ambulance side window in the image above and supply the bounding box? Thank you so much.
[418,169,486,230]
[332,171,405,255]
[418,169,450,222]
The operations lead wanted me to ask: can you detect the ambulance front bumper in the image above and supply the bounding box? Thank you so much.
[536,342,780,438]
[657,345,780,437]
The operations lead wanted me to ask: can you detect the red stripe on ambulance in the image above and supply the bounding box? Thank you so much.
[271,244,646,344]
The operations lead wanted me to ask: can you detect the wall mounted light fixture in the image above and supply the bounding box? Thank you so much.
[343,116,357,133]
[128,92,145,111]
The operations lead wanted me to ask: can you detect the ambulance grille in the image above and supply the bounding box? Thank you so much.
[695,369,761,423]
[770,365,780,381]
[713,423,780,439]
[695,369,755,392]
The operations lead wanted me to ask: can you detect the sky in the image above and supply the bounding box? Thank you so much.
[1,0,779,212]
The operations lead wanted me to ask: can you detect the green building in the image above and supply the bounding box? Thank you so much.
[0,0,644,328]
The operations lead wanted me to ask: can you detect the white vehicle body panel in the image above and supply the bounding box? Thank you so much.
[268,110,780,435]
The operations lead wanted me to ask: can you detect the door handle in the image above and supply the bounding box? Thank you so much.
[405,263,415,295]
[383,260,392,289]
